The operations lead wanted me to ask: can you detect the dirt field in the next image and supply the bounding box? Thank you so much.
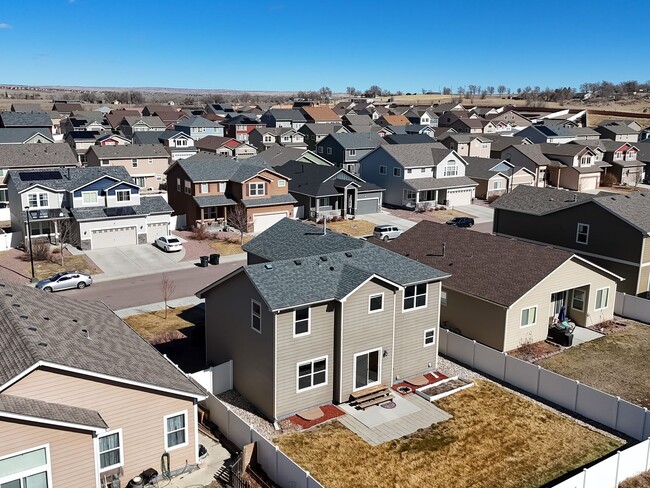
[620,470,650,487]
[538,321,650,408]
[326,219,375,237]
[276,380,622,488]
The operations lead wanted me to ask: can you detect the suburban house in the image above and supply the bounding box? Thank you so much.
[596,140,644,185]
[492,185,650,295]
[462,156,535,199]
[595,123,640,143]
[65,130,101,163]
[0,283,205,487]
[221,115,265,142]
[195,136,239,156]
[7,166,173,249]
[0,112,54,134]
[106,111,140,132]
[437,111,482,133]
[300,106,341,124]
[260,109,306,129]
[359,144,478,208]
[0,128,54,145]
[484,135,533,158]
[132,130,198,161]
[61,115,107,134]
[515,124,581,144]
[175,115,225,140]
[52,101,83,115]
[374,221,620,351]
[248,127,307,152]
[86,144,170,192]
[165,155,296,233]
[196,218,449,421]
[485,109,532,129]
[316,132,383,175]
[376,114,411,127]
[273,161,384,218]
[118,116,166,138]
[96,133,131,146]
[538,143,605,191]
[256,146,333,166]
[499,144,556,187]
[298,123,348,151]
[439,133,492,157]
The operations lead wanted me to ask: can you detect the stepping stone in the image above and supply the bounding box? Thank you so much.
[296,406,324,421]
[405,375,429,387]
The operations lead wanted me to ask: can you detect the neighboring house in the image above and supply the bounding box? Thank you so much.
[260,109,307,129]
[515,125,576,144]
[86,144,170,191]
[0,283,205,487]
[462,156,535,199]
[175,115,225,140]
[492,185,650,295]
[96,133,131,146]
[256,146,333,166]
[165,155,296,233]
[248,127,307,152]
[376,114,411,127]
[300,106,341,124]
[375,221,620,351]
[62,117,108,134]
[7,166,173,249]
[197,218,449,421]
[118,116,166,138]
[195,136,240,157]
[341,114,375,128]
[598,140,644,185]
[316,132,383,175]
[220,115,265,142]
[65,130,101,163]
[105,110,140,131]
[599,119,643,132]
[595,122,640,143]
[439,133,492,158]
[383,134,437,145]
[359,144,478,208]
[0,112,54,133]
[538,143,605,191]
[52,102,83,115]
[274,160,384,218]
[485,109,532,129]
[0,128,54,145]
[483,135,533,158]
[133,130,198,161]
[500,144,555,187]
[298,123,348,151]
[153,109,189,130]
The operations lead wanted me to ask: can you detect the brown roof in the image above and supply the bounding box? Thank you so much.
[373,220,573,307]
[381,114,411,126]
[301,106,340,122]
[195,136,236,151]
[106,110,140,129]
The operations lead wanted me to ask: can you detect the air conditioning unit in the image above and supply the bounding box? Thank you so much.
[147,187,154,191]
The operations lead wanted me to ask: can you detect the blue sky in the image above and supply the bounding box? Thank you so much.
[0,0,648,93]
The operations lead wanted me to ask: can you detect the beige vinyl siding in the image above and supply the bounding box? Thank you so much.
[572,255,639,295]
[204,272,275,419]
[275,303,335,419]
[641,237,650,265]
[512,170,534,186]
[638,265,650,296]
[440,288,507,351]
[0,420,95,487]
[504,258,617,351]
[338,279,395,402]
[5,368,196,482]
[393,282,440,381]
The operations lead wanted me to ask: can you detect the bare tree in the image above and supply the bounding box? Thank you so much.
[228,204,249,244]
[497,85,506,96]
[487,86,495,96]
[346,86,357,96]
[57,218,78,267]
[160,273,176,320]
[442,87,452,95]
[318,86,332,102]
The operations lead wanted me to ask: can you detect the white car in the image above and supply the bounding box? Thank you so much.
[373,225,403,241]
[155,235,183,252]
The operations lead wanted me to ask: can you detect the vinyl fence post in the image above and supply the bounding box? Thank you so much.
[535,365,541,396]
[646,438,650,471]
[472,340,476,368]
[574,380,580,412]
[614,451,622,487]
[614,397,621,432]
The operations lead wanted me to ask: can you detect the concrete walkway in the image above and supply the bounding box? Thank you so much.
[114,295,204,318]
[572,326,604,346]
[162,432,230,488]
[361,211,417,231]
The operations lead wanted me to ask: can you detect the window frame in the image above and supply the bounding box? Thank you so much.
[277,179,286,187]
[403,283,427,311]
[131,158,138,168]
[115,189,131,202]
[520,305,537,328]
[576,222,589,245]
[441,290,447,306]
[368,293,384,313]
[393,167,402,177]
[492,180,502,190]
[379,165,387,175]
[176,178,181,192]
[572,289,585,312]
[293,306,310,337]
[0,444,52,488]
[595,287,609,311]
[296,356,328,392]
[97,429,124,472]
[248,182,265,197]
[251,299,262,333]
[184,180,191,195]
[443,164,458,177]
[81,191,98,205]
[424,328,436,347]
[218,182,227,192]
[163,411,188,452]
[200,183,209,194]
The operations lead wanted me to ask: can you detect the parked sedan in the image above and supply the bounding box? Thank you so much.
[155,235,183,252]
[36,271,93,292]
[446,217,475,228]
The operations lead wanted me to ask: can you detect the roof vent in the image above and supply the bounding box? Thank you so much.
[38,342,47,347]
[329,266,335,271]
[320,256,328,261]
[12,304,20,308]
[294,260,301,265]
[5,293,12,297]
[72,319,78,323]
[82,328,90,340]
[345,252,353,257]
[28,326,37,331]
[19,315,28,319]
[264,263,273,270]
[43,317,49,320]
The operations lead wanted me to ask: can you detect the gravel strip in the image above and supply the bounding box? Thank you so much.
[216,390,280,440]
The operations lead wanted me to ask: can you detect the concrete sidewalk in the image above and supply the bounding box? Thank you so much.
[115,295,204,318]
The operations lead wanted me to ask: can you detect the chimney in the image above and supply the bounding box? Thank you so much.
[82,328,91,340]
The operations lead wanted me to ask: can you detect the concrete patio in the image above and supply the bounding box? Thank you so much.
[572,326,604,346]
[338,393,451,446]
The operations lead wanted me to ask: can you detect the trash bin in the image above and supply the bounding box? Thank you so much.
[199,256,209,267]
[210,253,220,265]
[563,332,574,347]
[127,476,143,488]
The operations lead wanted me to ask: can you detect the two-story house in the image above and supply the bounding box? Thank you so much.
[248,127,307,152]
[175,115,225,140]
[298,123,348,151]
[300,106,341,124]
[7,166,172,249]
[538,143,605,191]
[196,218,449,421]
[65,130,101,163]
[260,109,307,129]
[0,112,54,134]
[220,115,265,142]
[86,144,170,192]
[598,140,644,185]
[515,124,578,144]
[118,116,166,138]
[132,131,198,161]
[499,143,555,187]
[165,155,296,233]
[316,132,383,176]
[462,156,535,199]
[595,122,640,143]
[439,133,492,158]
[359,144,477,208]
[485,109,533,130]
[492,185,650,295]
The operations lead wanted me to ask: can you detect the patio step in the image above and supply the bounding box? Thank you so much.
[355,394,394,410]
[349,384,389,401]
[350,385,393,410]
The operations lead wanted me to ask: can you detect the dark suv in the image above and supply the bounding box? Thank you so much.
[446,217,475,228]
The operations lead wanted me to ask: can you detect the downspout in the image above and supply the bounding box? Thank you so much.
[391,291,396,384]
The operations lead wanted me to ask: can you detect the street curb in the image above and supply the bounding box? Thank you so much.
[115,296,204,318]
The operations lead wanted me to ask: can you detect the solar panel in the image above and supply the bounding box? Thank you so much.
[104,207,136,217]
[19,171,62,181]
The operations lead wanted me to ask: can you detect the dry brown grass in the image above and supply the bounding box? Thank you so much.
[538,321,650,408]
[34,255,100,281]
[208,236,252,255]
[275,380,622,488]
[123,305,204,342]
[620,470,650,487]
[326,219,375,237]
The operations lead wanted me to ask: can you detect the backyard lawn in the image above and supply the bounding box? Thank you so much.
[208,236,252,255]
[538,321,650,408]
[275,380,622,488]
[326,219,375,237]
[34,255,100,280]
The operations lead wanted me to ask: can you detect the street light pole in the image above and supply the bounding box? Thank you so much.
[24,206,35,282]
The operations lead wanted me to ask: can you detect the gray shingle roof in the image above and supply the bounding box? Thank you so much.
[175,114,223,128]
[0,128,54,144]
[463,157,515,179]
[490,185,594,215]
[372,144,456,168]
[265,109,306,122]
[299,123,344,136]
[0,144,79,169]
[132,131,166,145]
[241,194,297,208]
[121,116,166,128]
[501,144,554,168]
[539,143,595,157]
[88,144,168,159]
[325,132,382,149]
[0,394,108,430]
[173,155,271,183]
[274,161,382,196]
[594,192,650,233]
[194,195,237,207]
[0,282,204,396]
[9,166,133,193]
[70,195,172,221]
[1,111,52,127]
[405,176,478,191]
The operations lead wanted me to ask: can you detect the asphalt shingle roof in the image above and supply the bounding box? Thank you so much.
[405,176,478,191]
[70,195,172,221]
[174,155,270,182]
[241,194,296,207]
[490,185,594,215]
[176,114,223,128]
[0,394,108,430]
[194,195,237,207]
[372,144,456,168]
[463,157,515,179]
[0,144,79,169]
[325,132,382,150]
[0,282,204,396]
[274,161,382,196]
[0,128,54,144]
[265,109,306,122]
[594,192,650,233]
[89,144,168,159]
[9,166,132,193]
[1,111,52,127]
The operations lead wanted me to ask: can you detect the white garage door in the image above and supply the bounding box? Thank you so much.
[147,222,169,243]
[253,212,287,234]
[91,227,137,249]
[357,198,380,215]
[579,176,599,192]
[445,188,474,207]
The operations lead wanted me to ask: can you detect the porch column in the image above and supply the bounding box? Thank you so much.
[557,168,561,189]
[53,220,59,245]
[200,207,205,225]
[434,189,439,205]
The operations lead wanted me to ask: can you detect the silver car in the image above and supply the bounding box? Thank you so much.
[36,271,93,292]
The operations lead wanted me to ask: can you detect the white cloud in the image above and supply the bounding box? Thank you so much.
[0,23,11,29]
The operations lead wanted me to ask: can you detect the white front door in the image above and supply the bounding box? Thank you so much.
[353,348,381,391]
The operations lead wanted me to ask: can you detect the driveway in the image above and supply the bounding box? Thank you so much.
[361,211,417,231]
[454,202,494,224]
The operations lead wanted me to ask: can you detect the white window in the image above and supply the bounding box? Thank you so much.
[393,167,402,177]
[595,287,609,310]
[282,136,290,142]
[133,177,146,188]
[407,169,412,174]
[576,223,589,245]
[164,411,188,451]
[28,193,49,208]
[218,182,227,192]
[98,430,123,471]
[176,178,181,192]
[614,151,623,160]
[627,150,637,160]
[277,179,286,187]
[297,357,327,391]
[580,155,591,166]
[369,293,384,313]
[249,182,265,196]
[405,190,416,200]
[492,180,502,190]
[379,165,387,175]
[264,135,273,143]
[81,191,98,205]
[444,164,458,177]
[424,328,436,346]
[116,190,130,202]
[100,159,110,166]
[184,180,191,195]
[294,307,310,336]
[421,168,426,173]
[0,446,50,488]
[404,283,427,310]
[348,149,356,156]
[131,158,138,168]
[441,290,447,306]
[0,189,7,203]
[317,146,323,154]
[156,174,163,181]
[520,306,537,327]
[572,289,585,311]
[251,299,262,333]
[200,183,209,194]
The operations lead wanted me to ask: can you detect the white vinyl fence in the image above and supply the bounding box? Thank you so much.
[615,292,650,324]
[0,231,22,252]
[191,363,324,488]
[439,328,650,487]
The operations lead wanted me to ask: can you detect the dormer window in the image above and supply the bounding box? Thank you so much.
[614,151,623,160]
[443,163,458,177]
[627,150,637,160]
[28,193,48,208]
[580,155,592,166]
[116,190,131,202]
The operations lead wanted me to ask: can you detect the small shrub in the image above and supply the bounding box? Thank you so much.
[602,173,618,187]
[190,225,210,240]
[23,239,50,262]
